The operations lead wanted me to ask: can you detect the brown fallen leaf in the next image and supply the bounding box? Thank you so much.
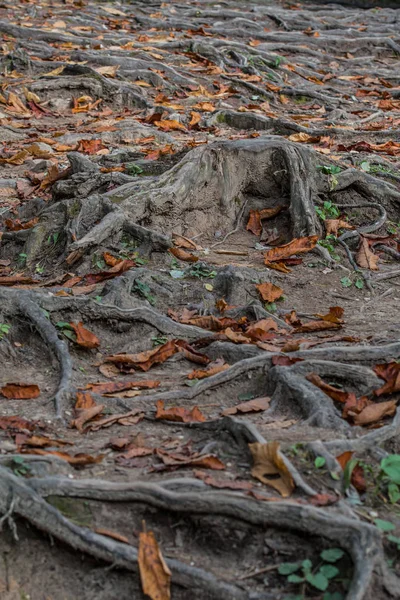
[271,355,303,366]
[264,261,292,274]
[169,247,198,262]
[314,306,344,324]
[294,321,341,333]
[374,362,400,396]
[70,322,100,349]
[15,434,72,448]
[249,441,295,497]
[264,235,319,264]
[4,217,38,231]
[0,416,36,432]
[256,282,284,303]
[86,380,160,394]
[106,340,209,372]
[77,139,105,154]
[155,400,206,423]
[155,119,187,132]
[325,219,354,237]
[246,210,263,236]
[356,236,379,270]
[138,528,171,600]
[352,400,397,426]
[193,470,253,490]
[187,358,229,379]
[0,383,40,399]
[84,259,135,284]
[306,373,353,404]
[23,449,104,466]
[172,234,200,250]
[98,363,120,379]
[71,405,105,432]
[86,409,145,431]
[156,449,225,470]
[75,391,97,409]
[288,132,320,143]
[222,397,270,415]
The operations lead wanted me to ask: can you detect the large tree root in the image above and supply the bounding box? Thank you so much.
[0,465,390,600]
[0,290,73,418]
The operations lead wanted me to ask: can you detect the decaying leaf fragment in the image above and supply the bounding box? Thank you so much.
[249,441,295,497]
[138,527,171,600]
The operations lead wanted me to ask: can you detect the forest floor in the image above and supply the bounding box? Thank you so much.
[0,0,400,599]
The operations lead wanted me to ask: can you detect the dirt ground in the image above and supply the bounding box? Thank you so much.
[0,0,400,599]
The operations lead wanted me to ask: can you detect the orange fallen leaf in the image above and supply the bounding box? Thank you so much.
[264,261,292,274]
[222,397,270,415]
[75,391,97,409]
[294,321,341,333]
[264,236,318,264]
[374,362,400,396]
[193,470,253,490]
[103,252,122,267]
[155,119,187,132]
[288,132,320,143]
[249,441,295,497]
[23,449,104,466]
[86,409,144,431]
[156,449,225,470]
[325,219,354,237]
[336,451,366,492]
[86,381,160,394]
[0,383,40,399]
[70,322,100,349]
[172,234,200,250]
[77,139,105,154]
[256,282,284,303]
[314,306,344,324]
[4,217,38,231]
[71,405,105,432]
[306,373,353,404]
[106,340,180,372]
[155,399,206,423]
[246,210,263,236]
[188,358,229,379]
[0,416,36,431]
[352,400,397,426]
[169,247,198,262]
[138,528,171,600]
[84,259,135,284]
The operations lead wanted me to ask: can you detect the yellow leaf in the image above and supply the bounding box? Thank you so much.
[204,283,213,291]
[43,66,65,77]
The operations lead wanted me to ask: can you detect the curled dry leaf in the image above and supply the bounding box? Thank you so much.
[70,322,100,349]
[264,235,319,264]
[352,400,397,426]
[84,259,135,284]
[75,391,97,409]
[155,119,187,132]
[306,373,353,404]
[325,219,354,237]
[193,470,253,490]
[138,529,171,600]
[264,261,292,273]
[23,449,104,466]
[246,207,283,236]
[249,441,295,497]
[187,358,229,379]
[86,380,160,394]
[169,247,198,262]
[356,237,379,271]
[0,416,36,432]
[71,405,105,432]
[0,383,40,399]
[373,362,400,396]
[156,449,225,470]
[155,399,206,423]
[172,233,200,250]
[105,340,179,372]
[256,282,283,302]
[222,396,270,415]
[16,434,72,448]
[288,132,320,143]
[86,409,145,431]
[314,306,344,324]
[294,320,341,333]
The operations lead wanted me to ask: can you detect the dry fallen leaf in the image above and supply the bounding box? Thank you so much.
[187,358,229,379]
[374,362,400,396]
[70,322,100,349]
[249,441,295,497]
[138,528,171,600]
[356,236,379,270]
[155,400,206,423]
[256,282,284,303]
[314,306,344,324]
[169,247,198,262]
[222,397,270,415]
[264,236,319,264]
[0,383,40,399]
[352,400,397,426]
[325,219,354,237]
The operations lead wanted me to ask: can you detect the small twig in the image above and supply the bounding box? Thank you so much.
[238,563,281,580]
[211,197,249,249]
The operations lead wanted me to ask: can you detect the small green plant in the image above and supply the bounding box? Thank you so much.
[125,162,143,176]
[56,321,77,342]
[152,335,168,347]
[47,232,59,245]
[92,253,106,270]
[318,238,340,261]
[279,548,345,594]
[134,280,156,305]
[340,276,352,288]
[35,263,45,274]
[0,323,11,340]
[374,518,400,553]
[379,454,400,504]
[17,252,27,267]
[188,263,217,279]
[317,165,342,176]
[315,456,326,469]
[386,221,399,235]
[355,277,364,289]
[12,456,31,477]
[315,201,340,221]
[264,302,277,313]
